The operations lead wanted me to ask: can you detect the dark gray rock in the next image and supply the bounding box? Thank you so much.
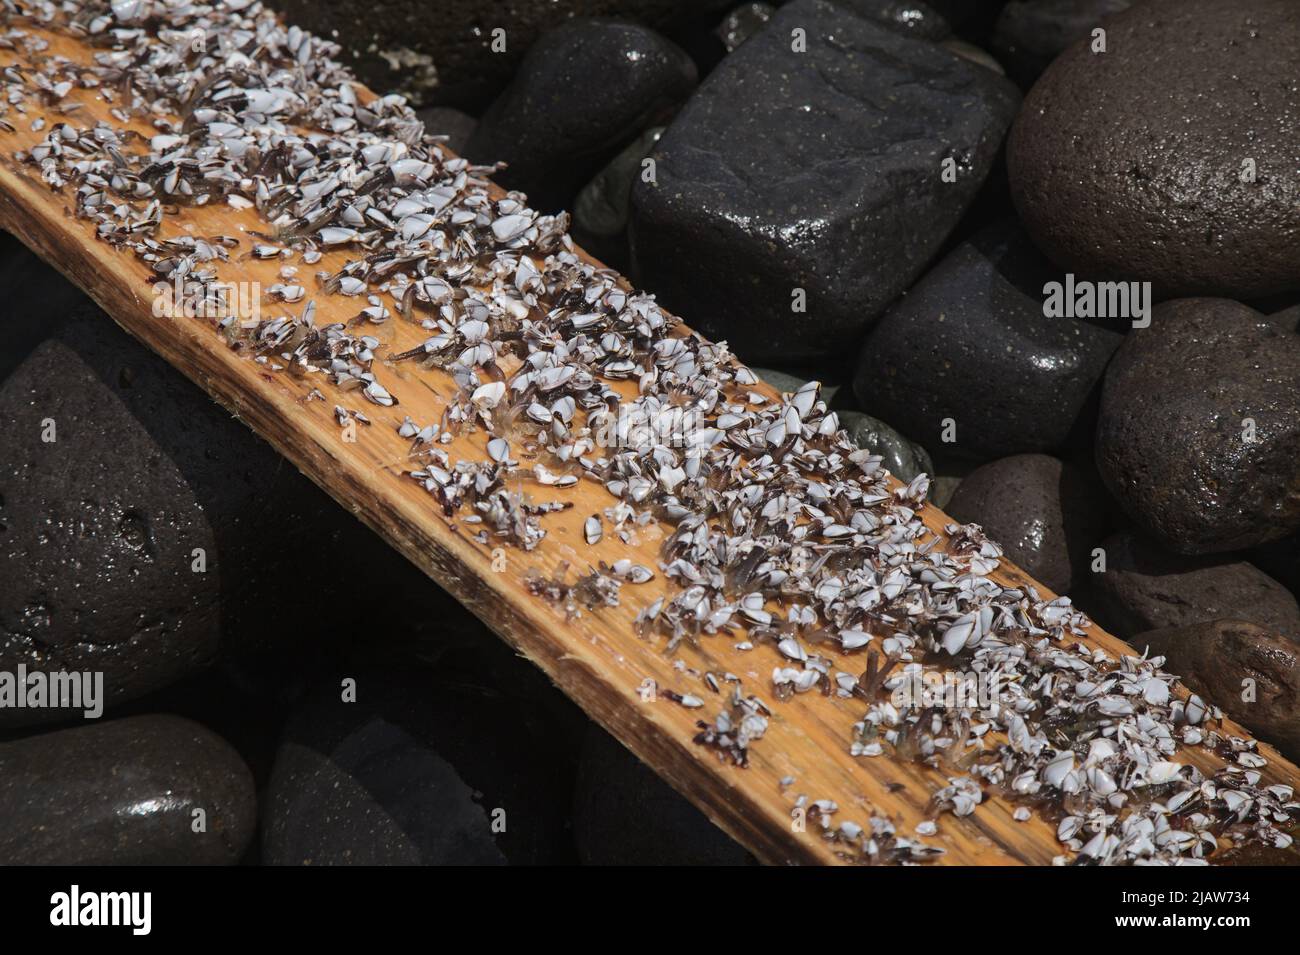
[716,2,776,52]
[630,0,1019,364]
[991,0,1131,85]
[574,126,664,239]
[839,411,933,487]
[573,725,751,865]
[464,18,696,210]
[1271,305,1300,334]
[1008,0,1300,300]
[1091,533,1300,642]
[1136,620,1300,763]
[947,454,1107,595]
[833,0,951,40]
[0,237,436,725]
[271,0,727,110]
[752,366,840,406]
[415,105,477,155]
[0,715,255,864]
[853,222,1124,460]
[264,669,571,865]
[1095,298,1300,555]
[941,39,1005,75]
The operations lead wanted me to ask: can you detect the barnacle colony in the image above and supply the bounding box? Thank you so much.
[1,0,1296,864]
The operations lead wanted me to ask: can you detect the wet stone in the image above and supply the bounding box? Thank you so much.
[0,714,256,865]
[838,411,933,487]
[715,2,776,52]
[991,0,1131,86]
[1136,620,1300,764]
[1008,0,1300,300]
[1090,532,1300,642]
[1095,297,1300,555]
[946,454,1108,596]
[414,105,477,155]
[630,0,1019,364]
[853,221,1123,460]
[465,18,696,212]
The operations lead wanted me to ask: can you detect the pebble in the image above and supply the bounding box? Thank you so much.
[833,0,951,40]
[1008,0,1300,300]
[1090,532,1300,642]
[1095,297,1300,554]
[465,19,696,211]
[263,668,571,865]
[630,0,1019,363]
[946,454,1107,595]
[838,411,934,487]
[413,105,477,154]
[274,0,721,110]
[716,2,777,51]
[0,715,255,864]
[991,0,1131,85]
[853,221,1123,460]
[1135,620,1300,764]
[573,725,752,865]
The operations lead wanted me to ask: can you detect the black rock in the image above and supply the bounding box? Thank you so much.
[715,3,777,52]
[415,105,477,155]
[573,725,752,865]
[1271,305,1300,334]
[853,221,1123,460]
[630,0,1020,364]
[839,411,933,487]
[991,0,1131,86]
[947,454,1107,595]
[0,237,439,725]
[833,0,951,40]
[1135,620,1300,763]
[263,668,572,865]
[573,125,665,269]
[0,714,255,865]
[271,0,727,111]
[464,18,696,211]
[1008,0,1300,300]
[1090,533,1300,642]
[1095,298,1300,555]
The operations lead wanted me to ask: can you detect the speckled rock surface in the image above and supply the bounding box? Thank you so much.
[1091,533,1300,641]
[263,669,571,865]
[853,222,1123,459]
[1136,620,1300,763]
[270,0,725,110]
[0,715,255,865]
[573,725,751,865]
[465,19,696,211]
[1095,298,1300,555]
[946,454,1107,595]
[1008,0,1300,299]
[630,0,1019,363]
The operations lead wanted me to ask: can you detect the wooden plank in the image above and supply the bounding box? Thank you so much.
[0,16,1295,866]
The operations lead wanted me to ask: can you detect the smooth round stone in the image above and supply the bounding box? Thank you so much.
[1090,533,1300,642]
[991,0,1131,85]
[274,0,725,110]
[838,411,933,487]
[574,126,665,239]
[1095,298,1300,555]
[853,221,1123,460]
[832,0,951,40]
[946,454,1106,595]
[465,18,696,211]
[1135,620,1300,763]
[573,725,751,865]
[414,105,477,154]
[1008,0,1300,300]
[264,669,571,865]
[0,715,255,865]
[1271,305,1300,334]
[631,0,1019,364]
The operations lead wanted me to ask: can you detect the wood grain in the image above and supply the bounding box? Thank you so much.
[1,22,1296,866]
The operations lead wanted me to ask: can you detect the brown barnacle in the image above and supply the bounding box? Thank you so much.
[573,567,621,611]
[854,649,900,703]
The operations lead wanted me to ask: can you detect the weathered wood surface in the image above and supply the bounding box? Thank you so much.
[1,23,1296,866]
